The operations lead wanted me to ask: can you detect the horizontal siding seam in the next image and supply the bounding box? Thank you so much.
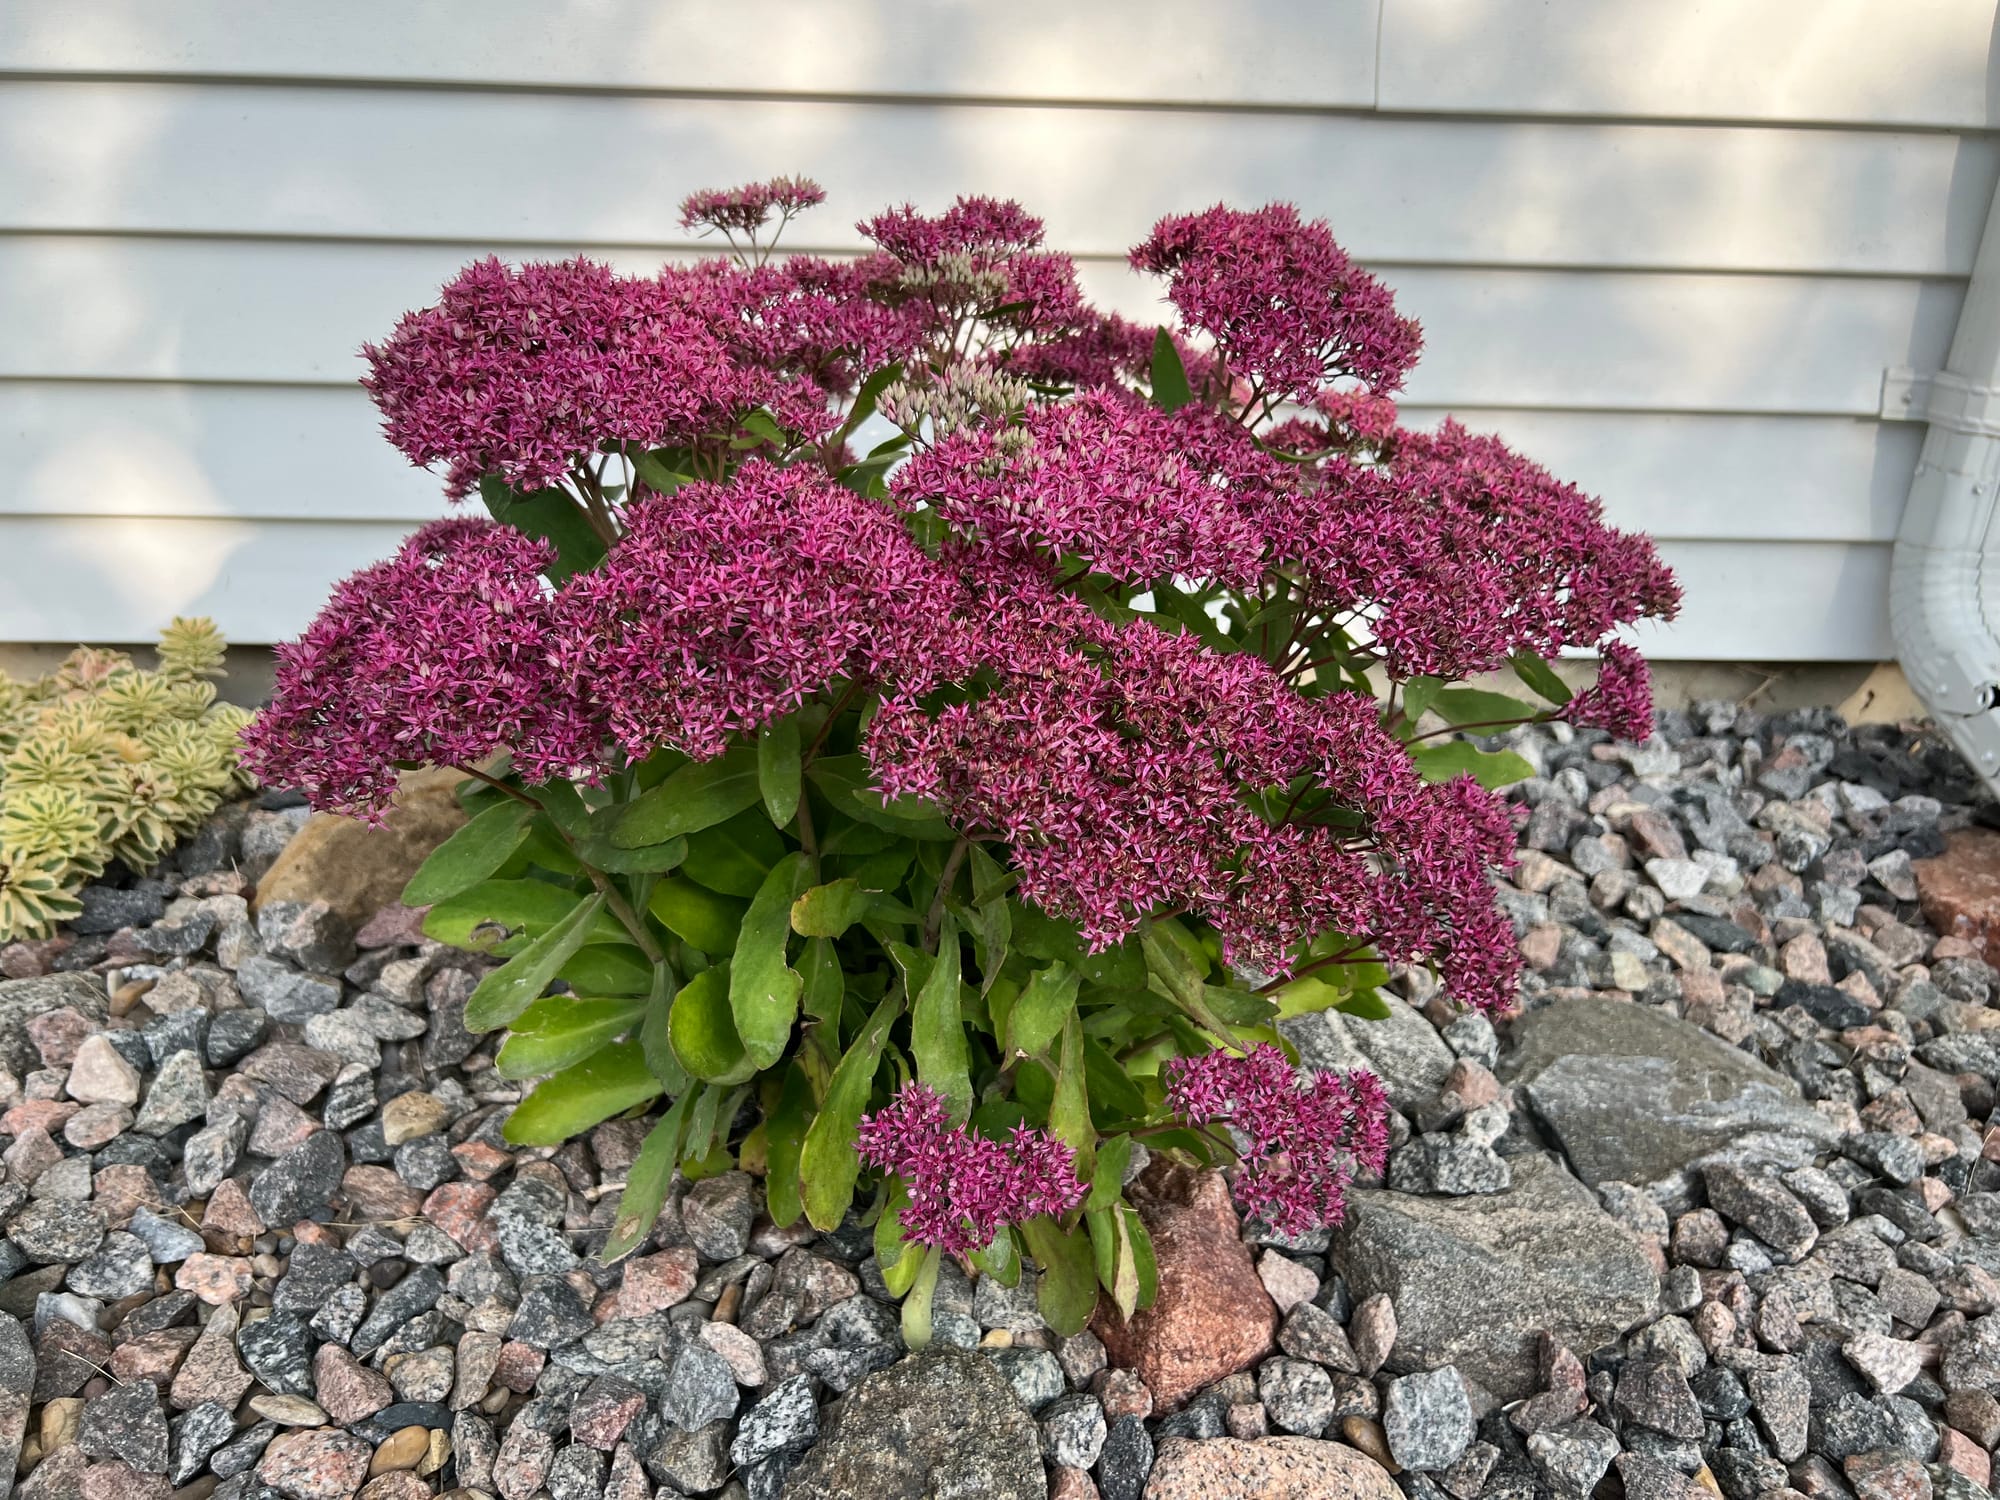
[0,67,1991,136]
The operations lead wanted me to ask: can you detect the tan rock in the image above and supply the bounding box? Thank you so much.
[253,767,467,925]
[382,1092,449,1147]
[369,1426,431,1476]
[1143,1436,1403,1500]
[1091,1162,1277,1409]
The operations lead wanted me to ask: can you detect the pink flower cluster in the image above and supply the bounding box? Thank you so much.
[559,460,974,762]
[1164,1044,1389,1236]
[258,182,1681,1016]
[238,520,598,814]
[362,258,743,500]
[866,607,1523,1009]
[1131,203,1422,403]
[1560,640,1655,742]
[856,1082,1085,1253]
[1273,419,1683,680]
[893,391,1281,585]
[680,176,827,237]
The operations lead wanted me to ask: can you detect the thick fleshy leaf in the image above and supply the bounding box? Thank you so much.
[764,1062,814,1229]
[1430,687,1541,728]
[1006,961,1079,1059]
[1087,1135,1135,1213]
[1511,650,1574,705]
[425,879,622,955]
[806,756,957,839]
[790,879,871,939]
[1335,988,1394,1020]
[612,746,760,848]
[1150,327,1194,412]
[1088,1202,1158,1320]
[757,717,803,828]
[559,945,653,997]
[668,962,756,1085]
[732,854,810,1070]
[463,893,607,1032]
[402,801,532,907]
[647,877,746,954]
[799,935,844,1066]
[911,915,971,1123]
[968,1225,1022,1288]
[576,832,688,875]
[479,474,606,583]
[502,1041,660,1144]
[800,990,903,1231]
[639,960,691,1093]
[601,1089,693,1261]
[495,994,647,1079]
[1409,742,1537,789]
[1019,1214,1099,1337]
[900,1244,943,1350]
[682,811,787,897]
[1049,1010,1094,1184]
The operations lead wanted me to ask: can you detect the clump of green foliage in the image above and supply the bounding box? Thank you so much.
[0,618,252,940]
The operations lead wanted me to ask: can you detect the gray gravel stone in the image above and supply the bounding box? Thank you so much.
[248,1129,345,1226]
[1526,1419,1621,1500]
[1383,1365,1475,1470]
[235,953,341,1022]
[1258,1357,1337,1436]
[1040,1392,1108,1469]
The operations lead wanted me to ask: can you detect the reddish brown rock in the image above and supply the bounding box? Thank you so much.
[1919,829,2000,968]
[1143,1436,1403,1500]
[202,1179,266,1237]
[1091,1163,1276,1410]
[108,1327,199,1386]
[602,1248,699,1320]
[341,1166,423,1224]
[175,1254,252,1306]
[258,1427,373,1500]
[423,1181,498,1253]
[1052,1467,1102,1500]
[171,1306,253,1411]
[1940,1428,1991,1489]
[313,1344,393,1426]
[80,1461,172,1500]
[90,1165,156,1228]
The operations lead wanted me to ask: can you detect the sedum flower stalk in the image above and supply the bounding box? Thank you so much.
[246,180,1680,1332]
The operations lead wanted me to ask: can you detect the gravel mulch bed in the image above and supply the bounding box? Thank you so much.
[0,703,1996,1500]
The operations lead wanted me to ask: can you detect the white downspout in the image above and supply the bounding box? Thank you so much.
[1890,172,2000,790]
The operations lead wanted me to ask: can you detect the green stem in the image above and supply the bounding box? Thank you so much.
[453,765,665,965]
[900,1244,943,1350]
[923,837,971,952]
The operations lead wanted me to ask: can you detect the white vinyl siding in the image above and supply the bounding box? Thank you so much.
[1,0,1994,659]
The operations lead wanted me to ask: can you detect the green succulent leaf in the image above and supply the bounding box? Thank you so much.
[763,1061,814,1229]
[1409,742,1537,790]
[790,878,872,939]
[681,810,787,897]
[494,994,648,1079]
[800,990,903,1231]
[647,877,747,954]
[1511,651,1574,705]
[732,853,811,1070]
[612,747,760,848]
[1150,327,1194,413]
[401,801,532,907]
[757,717,803,828]
[502,1041,660,1145]
[463,892,607,1032]
[1019,1214,1099,1337]
[1006,961,1079,1059]
[1429,687,1542,729]
[668,962,757,1086]
[910,914,972,1123]
[601,1089,694,1261]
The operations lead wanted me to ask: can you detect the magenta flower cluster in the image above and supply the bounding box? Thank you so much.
[856,1083,1086,1254]
[1163,1044,1389,1236]
[238,520,596,815]
[261,180,1680,1027]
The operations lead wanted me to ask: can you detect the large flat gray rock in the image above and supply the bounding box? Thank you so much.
[1336,1153,1659,1401]
[0,1313,30,1500]
[1501,997,1840,1193]
[0,975,106,1077]
[1282,995,1455,1113]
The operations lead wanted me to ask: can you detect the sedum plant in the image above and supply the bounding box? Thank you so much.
[0,619,250,940]
[242,181,1679,1339]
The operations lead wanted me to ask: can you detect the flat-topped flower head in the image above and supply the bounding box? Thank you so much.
[1164,1044,1389,1236]
[1131,203,1422,404]
[679,176,827,238]
[562,459,976,762]
[238,520,602,816]
[857,1082,1086,1254]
